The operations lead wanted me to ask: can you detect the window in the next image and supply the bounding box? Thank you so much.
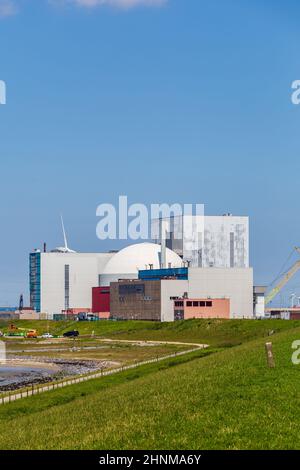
[119,284,145,295]
[186,301,192,307]
[200,301,205,307]
[175,301,184,307]
[193,301,199,307]
[206,301,213,307]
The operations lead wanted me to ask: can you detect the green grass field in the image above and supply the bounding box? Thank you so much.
[1,319,300,449]
[1,317,300,346]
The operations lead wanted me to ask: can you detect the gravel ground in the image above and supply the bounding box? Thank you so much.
[0,356,119,392]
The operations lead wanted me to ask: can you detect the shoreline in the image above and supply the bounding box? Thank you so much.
[0,357,119,392]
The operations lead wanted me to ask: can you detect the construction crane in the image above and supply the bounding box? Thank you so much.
[8,324,37,338]
[265,247,300,306]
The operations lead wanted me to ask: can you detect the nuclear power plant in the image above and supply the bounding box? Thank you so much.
[25,213,262,322]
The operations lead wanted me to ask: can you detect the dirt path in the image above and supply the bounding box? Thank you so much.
[101,339,209,348]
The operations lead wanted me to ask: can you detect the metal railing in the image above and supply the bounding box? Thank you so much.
[0,346,206,405]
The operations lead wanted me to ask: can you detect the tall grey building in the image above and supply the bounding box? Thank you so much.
[151,214,249,269]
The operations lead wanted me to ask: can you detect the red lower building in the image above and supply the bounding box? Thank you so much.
[92,287,110,317]
[174,298,230,320]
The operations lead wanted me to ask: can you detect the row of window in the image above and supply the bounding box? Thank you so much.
[174,300,213,308]
[119,284,145,295]
[119,296,153,303]
[187,300,213,307]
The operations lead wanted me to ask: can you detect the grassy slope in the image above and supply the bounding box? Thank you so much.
[1,318,300,347]
[0,325,300,449]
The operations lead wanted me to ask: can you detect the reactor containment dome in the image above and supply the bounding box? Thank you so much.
[99,242,183,286]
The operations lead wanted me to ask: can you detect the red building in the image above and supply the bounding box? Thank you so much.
[92,287,110,316]
[174,298,230,320]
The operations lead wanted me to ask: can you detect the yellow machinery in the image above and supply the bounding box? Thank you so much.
[265,247,300,306]
[9,324,38,338]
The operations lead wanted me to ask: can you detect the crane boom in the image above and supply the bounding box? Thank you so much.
[265,248,300,305]
[9,324,36,332]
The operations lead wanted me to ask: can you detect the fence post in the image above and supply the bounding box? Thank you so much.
[265,342,275,368]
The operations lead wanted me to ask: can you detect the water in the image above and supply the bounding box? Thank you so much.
[0,364,55,388]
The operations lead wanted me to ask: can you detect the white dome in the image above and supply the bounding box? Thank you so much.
[100,242,182,286]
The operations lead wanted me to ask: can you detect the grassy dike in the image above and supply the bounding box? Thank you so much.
[0,322,300,449]
[1,318,300,346]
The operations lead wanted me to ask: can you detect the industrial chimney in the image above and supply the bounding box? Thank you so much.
[160,220,167,269]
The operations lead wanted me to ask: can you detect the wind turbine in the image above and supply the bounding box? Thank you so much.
[51,215,76,253]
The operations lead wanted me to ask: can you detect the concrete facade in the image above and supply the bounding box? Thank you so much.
[30,252,114,314]
[161,280,189,322]
[110,279,188,321]
[152,215,249,269]
[188,267,253,318]
[110,267,253,321]
[253,286,266,317]
[110,279,162,321]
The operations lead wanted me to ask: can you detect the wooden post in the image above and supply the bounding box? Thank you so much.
[265,342,275,368]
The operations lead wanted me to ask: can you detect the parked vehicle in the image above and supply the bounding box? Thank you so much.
[63,330,79,338]
[26,329,38,339]
[41,332,53,339]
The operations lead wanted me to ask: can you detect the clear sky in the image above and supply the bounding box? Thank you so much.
[1,0,300,306]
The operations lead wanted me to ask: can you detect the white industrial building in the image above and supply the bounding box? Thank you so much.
[111,266,253,322]
[188,267,253,318]
[30,213,254,319]
[30,251,114,314]
[30,243,254,319]
[140,267,253,320]
[152,214,249,269]
[30,243,183,315]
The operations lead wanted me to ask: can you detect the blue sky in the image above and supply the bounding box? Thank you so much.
[1,0,300,306]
